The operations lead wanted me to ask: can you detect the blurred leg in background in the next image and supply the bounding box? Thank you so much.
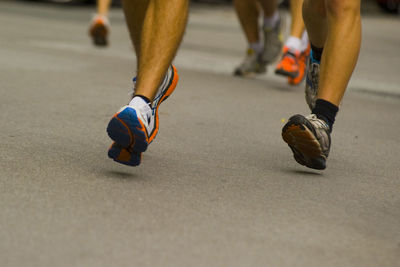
[233,0,283,77]
[89,0,112,46]
[275,0,310,85]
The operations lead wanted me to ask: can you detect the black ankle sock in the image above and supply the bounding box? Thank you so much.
[134,95,151,104]
[312,99,339,132]
[310,43,324,62]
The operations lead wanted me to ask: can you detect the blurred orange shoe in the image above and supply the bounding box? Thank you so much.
[89,14,109,47]
[289,45,310,85]
[275,45,310,85]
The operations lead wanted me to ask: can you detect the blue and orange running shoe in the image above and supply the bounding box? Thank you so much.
[107,65,179,166]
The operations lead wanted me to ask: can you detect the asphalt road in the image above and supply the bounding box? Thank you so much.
[1,1,399,266]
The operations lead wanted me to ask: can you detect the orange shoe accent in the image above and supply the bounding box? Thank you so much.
[275,45,311,86]
[288,44,310,85]
[148,65,179,143]
[275,46,300,79]
[116,147,132,162]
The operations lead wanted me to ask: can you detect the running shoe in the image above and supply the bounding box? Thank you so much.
[262,16,283,64]
[107,65,179,166]
[289,45,310,85]
[275,45,310,85]
[108,142,141,167]
[305,50,320,110]
[282,114,331,170]
[275,46,301,79]
[89,14,109,47]
[234,48,266,77]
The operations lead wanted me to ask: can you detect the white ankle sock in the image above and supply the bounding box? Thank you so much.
[285,36,302,53]
[300,31,309,52]
[263,11,279,30]
[129,96,148,107]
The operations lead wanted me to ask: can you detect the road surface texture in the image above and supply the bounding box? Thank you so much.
[0,1,399,266]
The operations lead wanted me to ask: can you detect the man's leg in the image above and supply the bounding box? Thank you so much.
[89,0,112,46]
[233,0,266,76]
[97,0,112,17]
[258,0,283,64]
[121,0,149,62]
[234,0,260,45]
[106,0,189,166]
[289,0,305,39]
[125,0,188,101]
[258,0,278,18]
[306,0,361,106]
[281,0,361,170]
[275,0,309,85]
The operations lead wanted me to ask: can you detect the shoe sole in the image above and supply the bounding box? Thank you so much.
[275,68,298,79]
[107,107,149,153]
[107,65,179,153]
[234,67,266,77]
[108,142,141,166]
[90,23,108,46]
[282,115,326,170]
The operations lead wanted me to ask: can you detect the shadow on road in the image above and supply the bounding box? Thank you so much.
[282,169,324,177]
[100,170,141,180]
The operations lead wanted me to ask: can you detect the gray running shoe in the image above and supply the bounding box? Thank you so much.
[234,49,266,77]
[282,114,331,170]
[305,51,320,110]
[262,16,283,63]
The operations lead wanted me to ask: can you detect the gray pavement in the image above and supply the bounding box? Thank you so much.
[1,1,400,267]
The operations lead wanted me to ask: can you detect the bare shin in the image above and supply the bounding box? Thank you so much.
[304,0,361,106]
[122,0,189,101]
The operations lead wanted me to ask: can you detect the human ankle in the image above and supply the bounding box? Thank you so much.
[311,99,339,132]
